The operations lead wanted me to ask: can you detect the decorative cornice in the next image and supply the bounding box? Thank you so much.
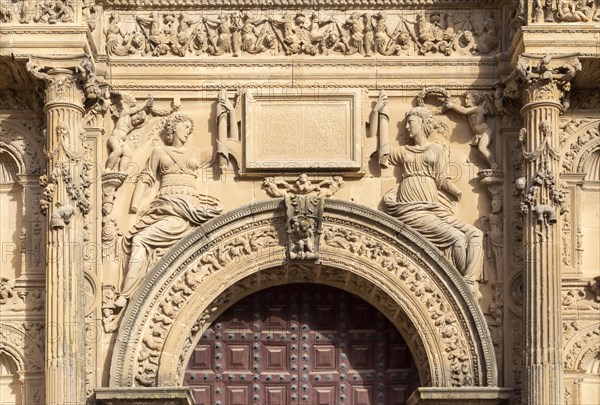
[106,58,500,67]
[108,83,497,92]
[100,0,506,10]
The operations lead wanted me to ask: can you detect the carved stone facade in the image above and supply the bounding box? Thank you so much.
[0,1,599,405]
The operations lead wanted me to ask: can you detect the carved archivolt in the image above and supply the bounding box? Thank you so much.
[0,120,44,176]
[110,199,497,390]
[564,323,600,371]
[0,322,44,372]
[560,119,600,174]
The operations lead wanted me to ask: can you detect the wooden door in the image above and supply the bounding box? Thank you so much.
[184,283,419,404]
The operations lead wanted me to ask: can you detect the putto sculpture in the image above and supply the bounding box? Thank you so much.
[444,91,497,169]
[115,112,224,307]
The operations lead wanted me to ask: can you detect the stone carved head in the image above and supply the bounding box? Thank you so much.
[405,106,437,139]
[164,112,194,145]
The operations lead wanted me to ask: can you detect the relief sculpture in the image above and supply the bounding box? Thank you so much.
[103,10,499,58]
[374,91,484,298]
[444,91,497,169]
[114,112,224,308]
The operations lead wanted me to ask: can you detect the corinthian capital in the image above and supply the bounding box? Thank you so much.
[504,53,581,110]
[26,57,107,109]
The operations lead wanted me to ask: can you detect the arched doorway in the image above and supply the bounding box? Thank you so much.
[184,283,419,405]
[110,199,499,395]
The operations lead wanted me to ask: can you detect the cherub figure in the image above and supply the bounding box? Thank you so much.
[444,92,497,169]
[105,94,153,172]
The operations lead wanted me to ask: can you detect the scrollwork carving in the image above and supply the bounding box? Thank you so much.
[564,323,600,371]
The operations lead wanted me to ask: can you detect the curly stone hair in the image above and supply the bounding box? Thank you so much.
[406,106,438,138]
[164,112,194,145]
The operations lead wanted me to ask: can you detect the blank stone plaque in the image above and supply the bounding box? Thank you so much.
[244,88,362,173]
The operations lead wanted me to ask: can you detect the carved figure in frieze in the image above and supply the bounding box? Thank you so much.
[240,13,268,54]
[33,0,73,24]
[475,12,499,55]
[344,12,366,55]
[0,89,26,110]
[105,13,140,56]
[0,277,15,305]
[115,112,223,308]
[172,13,202,57]
[0,1,13,23]
[105,93,154,172]
[82,0,98,30]
[510,0,527,34]
[377,102,484,297]
[372,12,410,56]
[268,12,295,54]
[204,13,233,56]
[135,12,175,56]
[444,92,498,169]
[556,0,590,22]
[417,13,447,54]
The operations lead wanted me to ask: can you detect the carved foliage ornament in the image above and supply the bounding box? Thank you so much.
[103,9,499,58]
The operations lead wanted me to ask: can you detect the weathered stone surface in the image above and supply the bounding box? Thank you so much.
[0,2,599,405]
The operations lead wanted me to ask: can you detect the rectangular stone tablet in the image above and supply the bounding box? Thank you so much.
[244,88,362,172]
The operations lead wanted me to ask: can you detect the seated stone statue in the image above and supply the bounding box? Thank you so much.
[375,99,483,297]
[115,112,223,307]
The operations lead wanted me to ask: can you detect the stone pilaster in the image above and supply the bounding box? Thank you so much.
[513,54,580,405]
[28,58,89,405]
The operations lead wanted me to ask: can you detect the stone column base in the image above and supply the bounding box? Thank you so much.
[95,387,194,405]
[407,387,512,405]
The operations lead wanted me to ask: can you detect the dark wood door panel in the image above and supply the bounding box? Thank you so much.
[185,283,419,405]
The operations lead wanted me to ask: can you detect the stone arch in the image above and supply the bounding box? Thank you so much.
[0,323,44,373]
[0,120,44,177]
[560,120,600,175]
[110,199,498,390]
[564,323,600,371]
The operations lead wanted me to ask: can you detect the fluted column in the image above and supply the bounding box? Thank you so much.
[28,59,88,405]
[514,54,580,405]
